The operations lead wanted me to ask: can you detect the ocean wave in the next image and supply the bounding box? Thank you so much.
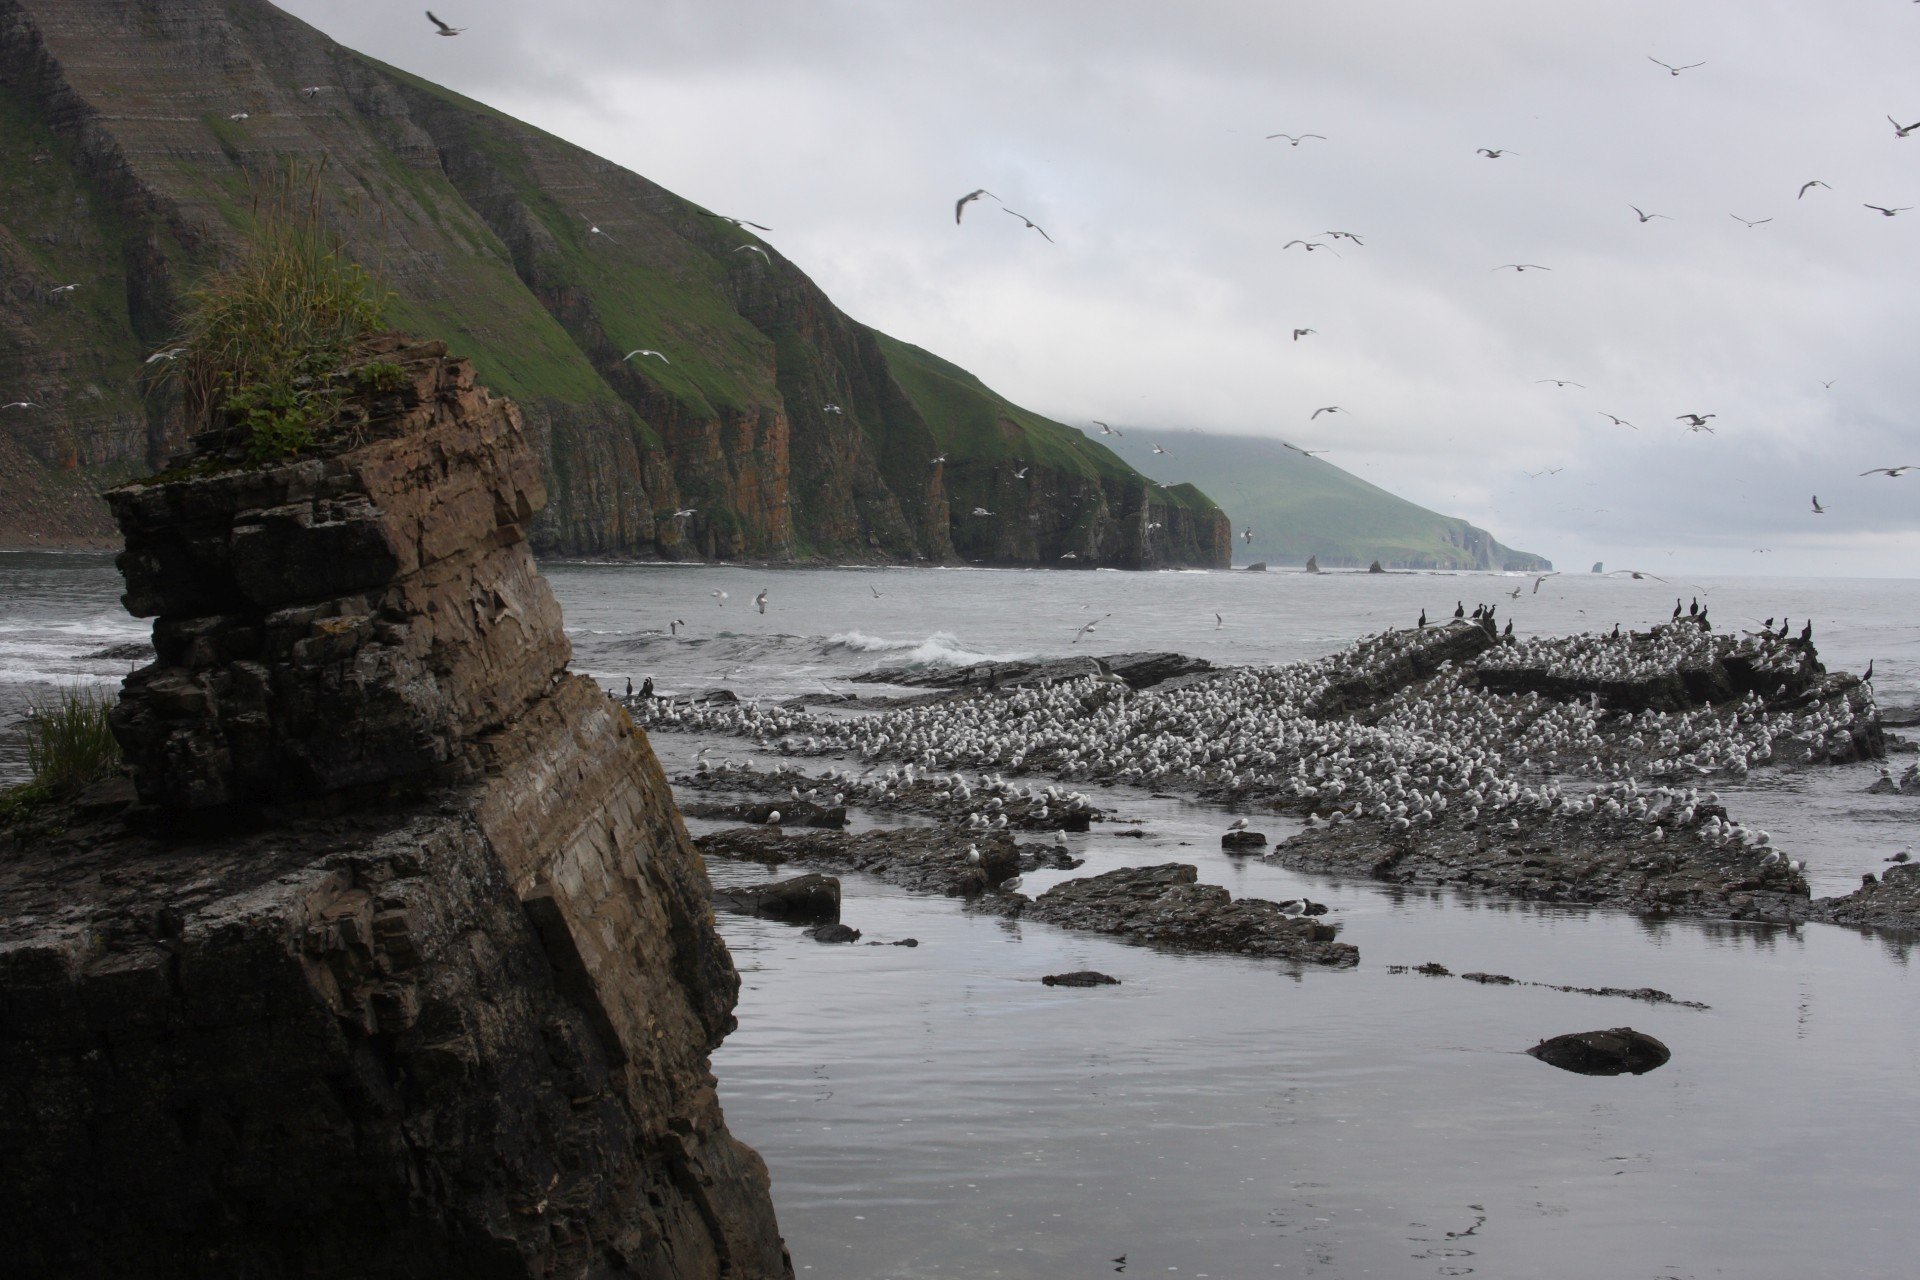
[823,630,1025,670]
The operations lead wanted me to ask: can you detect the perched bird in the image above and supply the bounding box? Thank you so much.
[1811,495,1826,514]
[1265,133,1326,146]
[954,189,996,224]
[1859,465,1916,477]
[1493,263,1550,272]
[426,11,464,36]
[930,453,948,465]
[1292,328,1317,341]
[622,348,670,364]
[302,86,328,99]
[1310,405,1342,419]
[1228,817,1249,831]
[1649,57,1705,75]
[1798,180,1830,199]
[1599,412,1636,429]
[1864,204,1913,217]
[1629,206,1670,223]
[1003,208,1053,241]
[1730,214,1772,228]
[1476,147,1515,158]
[1889,116,1920,139]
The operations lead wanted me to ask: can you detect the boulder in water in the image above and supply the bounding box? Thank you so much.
[1527,1027,1670,1075]
[1368,560,1385,574]
[1042,970,1121,987]
[1221,830,1268,851]
[712,873,841,924]
[1245,561,1268,572]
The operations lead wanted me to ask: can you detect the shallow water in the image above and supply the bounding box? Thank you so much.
[5,552,1917,1278]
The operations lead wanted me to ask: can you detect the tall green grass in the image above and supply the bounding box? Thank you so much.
[16,687,120,802]
[174,162,388,462]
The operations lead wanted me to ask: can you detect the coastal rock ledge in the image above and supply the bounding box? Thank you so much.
[0,340,792,1278]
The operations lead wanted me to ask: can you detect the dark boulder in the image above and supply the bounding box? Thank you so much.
[808,923,863,944]
[1221,830,1267,851]
[1245,561,1267,572]
[711,873,841,924]
[1527,1027,1671,1076]
[1042,971,1121,987]
[1368,560,1385,574]
[1303,555,1320,574]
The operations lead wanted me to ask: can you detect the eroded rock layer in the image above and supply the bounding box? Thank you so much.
[0,339,791,1278]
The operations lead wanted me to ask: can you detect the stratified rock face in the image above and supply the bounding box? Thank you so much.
[0,338,791,1278]
[0,0,1230,567]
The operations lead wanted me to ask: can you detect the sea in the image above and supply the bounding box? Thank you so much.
[4,551,1918,1279]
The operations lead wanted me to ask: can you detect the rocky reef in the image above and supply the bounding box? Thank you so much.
[0,339,791,1277]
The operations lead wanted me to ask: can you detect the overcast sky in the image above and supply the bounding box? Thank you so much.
[280,0,1919,577]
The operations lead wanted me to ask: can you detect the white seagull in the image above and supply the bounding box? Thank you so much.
[1265,133,1326,146]
[426,11,464,36]
[1649,57,1705,75]
[622,348,670,364]
[1310,406,1342,419]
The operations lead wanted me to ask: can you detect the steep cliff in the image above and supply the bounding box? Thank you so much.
[0,337,791,1277]
[0,0,1229,567]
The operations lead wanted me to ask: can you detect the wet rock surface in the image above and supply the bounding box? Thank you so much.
[1389,966,1709,1009]
[851,650,1213,692]
[696,826,1026,898]
[1022,864,1359,967]
[713,874,842,924]
[684,798,849,828]
[1527,1027,1672,1076]
[1042,970,1122,987]
[1807,862,1920,932]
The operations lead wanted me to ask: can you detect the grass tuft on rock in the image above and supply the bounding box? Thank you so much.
[3,687,121,823]
[173,162,388,463]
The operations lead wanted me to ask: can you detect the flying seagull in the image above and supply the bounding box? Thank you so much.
[1266,133,1326,146]
[1323,231,1364,243]
[1002,208,1053,241]
[2,400,40,410]
[1598,412,1636,429]
[622,348,670,363]
[1811,495,1826,513]
[1890,116,1920,139]
[869,585,883,598]
[1531,573,1557,594]
[1676,413,1716,428]
[1151,444,1168,455]
[1073,613,1112,643]
[1859,465,1917,477]
[584,218,619,244]
[1493,264,1550,272]
[145,346,186,363]
[1476,148,1515,158]
[1798,180,1830,199]
[46,284,77,296]
[302,86,328,99]
[426,10,464,36]
[732,243,771,259]
[1731,214,1772,228]
[1537,379,1585,388]
[822,403,843,414]
[1241,527,1253,544]
[955,189,996,224]
[930,454,947,464]
[670,508,696,519]
[228,112,249,121]
[1282,441,1328,457]
[1629,206,1671,223]
[1291,328,1317,341]
[1013,466,1029,479]
[1864,204,1913,216]
[1649,57,1705,75]
[1310,406,1342,419]
[1282,239,1336,253]
[1093,420,1121,436]
[703,212,771,231]
[1819,379,1837,389]
[1607,568,1670,582]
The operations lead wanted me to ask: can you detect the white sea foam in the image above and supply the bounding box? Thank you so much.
[823,630,1025,670]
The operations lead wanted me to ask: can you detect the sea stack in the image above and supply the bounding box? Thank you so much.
[1304,554,1320,574]
[1591,561,1605,574]
[0,337,792,1278]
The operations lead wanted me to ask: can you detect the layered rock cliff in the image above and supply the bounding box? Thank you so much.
[0,0,1229,568]
[0,337,792,1278]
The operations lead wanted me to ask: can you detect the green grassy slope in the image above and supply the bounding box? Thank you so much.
[1098,429,1551,570]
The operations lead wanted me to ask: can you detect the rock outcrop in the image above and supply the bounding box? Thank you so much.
[0,339,791,1277]
[1527,1028,1671,1076]
[0,0,1229,567]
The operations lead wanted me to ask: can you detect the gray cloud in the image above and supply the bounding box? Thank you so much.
[281,0,1920,575]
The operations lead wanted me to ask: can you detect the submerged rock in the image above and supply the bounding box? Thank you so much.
[808,923,863,944]
[713,873,842,924]
[1042,970,1122,987]
[1221,830,1268,851]
[1527,1027,1671,1075]
[1023,864,1358,966]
